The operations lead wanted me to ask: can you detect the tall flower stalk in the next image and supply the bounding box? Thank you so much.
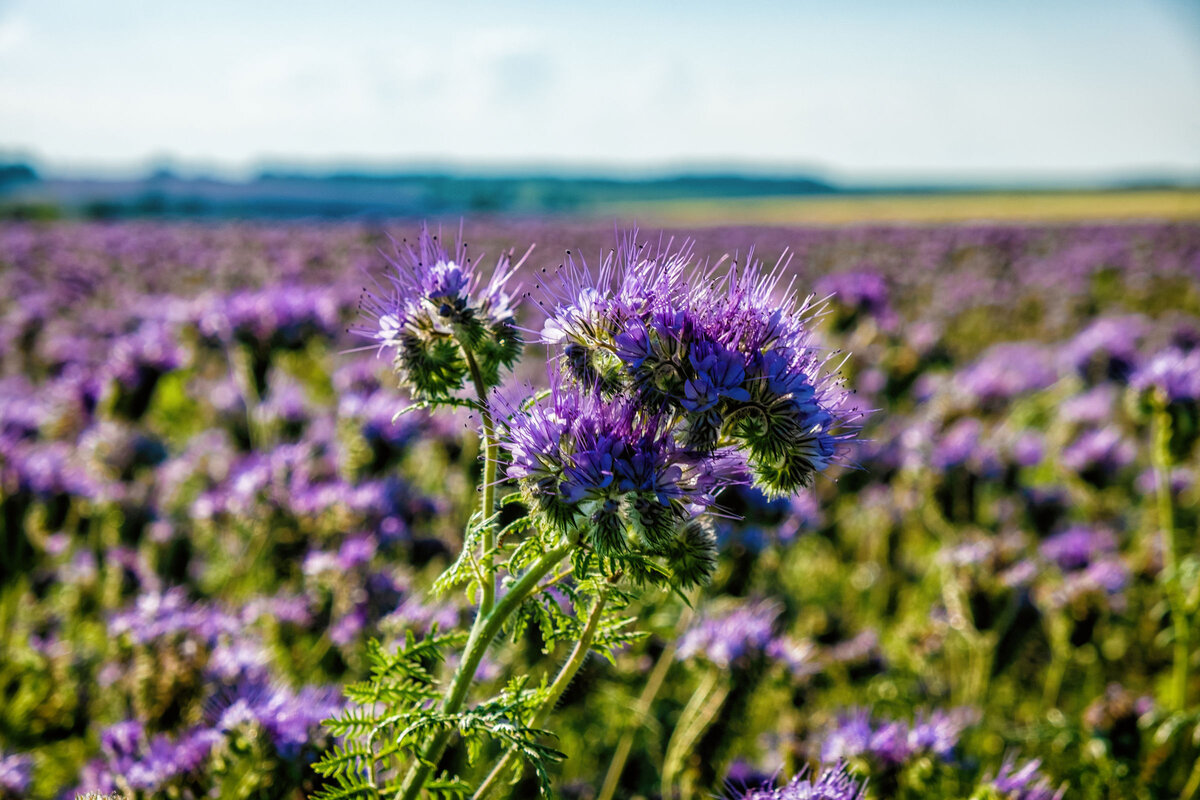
[1131,348,1199,712]
[316,226,857,799]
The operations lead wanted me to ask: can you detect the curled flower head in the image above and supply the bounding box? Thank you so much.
[355,223,530,401]
[535,230,859,498]
[498,376,741,585]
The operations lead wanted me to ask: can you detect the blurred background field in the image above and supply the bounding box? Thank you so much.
[2,216,1199,800]
[3,1,1200,798]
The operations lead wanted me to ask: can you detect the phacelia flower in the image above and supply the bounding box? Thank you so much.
[818,707,978,769]
[1129,346,1200,458]
[534,231,858,498]
[498,377,739,585]
[676,599,782,669]
[355,223,530,401]
[982,754,1065,800]
[0,751,33,797]
[1130,346,1200,405]
[728,764,866,800]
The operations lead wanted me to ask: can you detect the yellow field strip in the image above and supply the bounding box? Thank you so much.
[596,190,1200,226]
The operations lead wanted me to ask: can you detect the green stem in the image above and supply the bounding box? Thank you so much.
[462,346,498,615]
[597,603,695,800]
[1180,750,1200,800]
[394,540,575,800]
[1042,613,1070,710]
[473,585,613,800]
[1152,404,1189,712]
[661,665,725,800]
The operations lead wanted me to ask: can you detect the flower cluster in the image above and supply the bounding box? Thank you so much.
[213,683,343,759]
[818,707,979,769]
[357,224,528,401]
[534,233,857,497]
[500,381,735,585]
[77,720,221,796]
[498,233,855,584]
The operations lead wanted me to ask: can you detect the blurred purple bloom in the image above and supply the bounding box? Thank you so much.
[1130,347,1200,404]
[1061,428,1135,480]
[1060,315,1146,381]
[985,754,1065,800]
[1040,526,1117,571]
[0,752,33,796]
[216,683,342,759]
[955,343,1057,408]
[109,588,239,646]
[677,600,781,669]
[815,268,897,330]
[1060,386,1116,425]
[818,707,977,767]
[731,764,866,800]
[85,722,221,795]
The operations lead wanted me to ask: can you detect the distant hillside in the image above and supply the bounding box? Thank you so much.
[2,163,1197,222]
[0,168,837,220]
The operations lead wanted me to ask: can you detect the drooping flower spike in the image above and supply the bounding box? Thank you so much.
[355,223,533,401]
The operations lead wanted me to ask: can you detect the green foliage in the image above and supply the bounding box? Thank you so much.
[315,629,569,799]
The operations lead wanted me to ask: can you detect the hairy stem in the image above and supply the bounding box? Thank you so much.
[1152,403,1189,712]
[462,346,499,615]
[597,603,696,800]
[394,540,575,800]
[473,585,613,800]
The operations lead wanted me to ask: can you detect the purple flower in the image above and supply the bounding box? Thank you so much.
[1060,386,1116,425]
[1060,315,1146,381]
[815,268,897,331]
[498,378,743,571]
[535,230,858,497]
[0,751,33,796]
[1039,526,1117,571]
[195,286,341,350]
[932,418,997,474]
[984,754,1065,800]
[1061,428,1135,481]
[84,722,221,795]
[354,223,527,400]
[730,764,866,800]
[954,342,1057,409]
[677,599,781,669]
[109,588,240,646]
[1130,347,1200,404]
[215,683,343,759]
[818,707,977,768]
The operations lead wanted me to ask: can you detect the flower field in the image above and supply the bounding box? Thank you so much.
[2,219,1199,799]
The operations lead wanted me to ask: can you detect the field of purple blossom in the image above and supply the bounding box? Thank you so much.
[2,219,1199,800]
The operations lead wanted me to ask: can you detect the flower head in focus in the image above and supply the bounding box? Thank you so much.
[498,375,741,586]
[355,223,531,402]
[533,230,859,499]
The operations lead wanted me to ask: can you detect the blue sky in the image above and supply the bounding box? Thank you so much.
[1,0,1198,181]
